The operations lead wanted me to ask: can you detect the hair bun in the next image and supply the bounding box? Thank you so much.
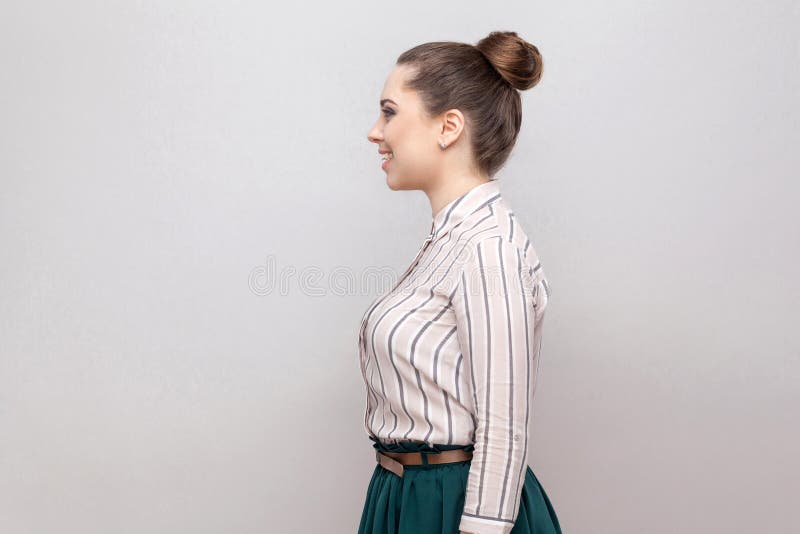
[475,31,543,91]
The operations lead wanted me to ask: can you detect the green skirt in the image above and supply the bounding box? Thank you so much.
[358,436,562,534]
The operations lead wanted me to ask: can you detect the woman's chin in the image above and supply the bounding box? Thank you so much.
[385,171,417,191]
[385,173,400,190]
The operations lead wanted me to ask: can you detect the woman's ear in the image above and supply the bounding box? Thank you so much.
[439,108,466,147]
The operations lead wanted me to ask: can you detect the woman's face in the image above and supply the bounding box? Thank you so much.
[368,65,454,191]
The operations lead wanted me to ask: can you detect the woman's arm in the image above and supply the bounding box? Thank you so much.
[451,235,538,534]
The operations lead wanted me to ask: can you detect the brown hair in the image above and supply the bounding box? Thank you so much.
[396,31,543,178]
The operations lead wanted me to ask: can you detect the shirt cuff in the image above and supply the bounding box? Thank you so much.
[458,512,516,534]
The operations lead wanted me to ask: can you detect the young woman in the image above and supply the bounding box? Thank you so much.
[359,31,562,534]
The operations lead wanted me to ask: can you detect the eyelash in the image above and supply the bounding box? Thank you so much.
[382,108,395,118]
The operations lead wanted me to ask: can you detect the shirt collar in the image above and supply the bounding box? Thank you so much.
[429,180,502,241]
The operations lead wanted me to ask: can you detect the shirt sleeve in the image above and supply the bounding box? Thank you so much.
[451,235,542,534]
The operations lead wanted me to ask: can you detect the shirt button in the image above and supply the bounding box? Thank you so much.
[514,434,520,441]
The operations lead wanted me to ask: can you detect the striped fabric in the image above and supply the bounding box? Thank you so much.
[357,179,551,534]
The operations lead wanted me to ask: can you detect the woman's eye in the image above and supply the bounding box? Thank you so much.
[382,108,394,118]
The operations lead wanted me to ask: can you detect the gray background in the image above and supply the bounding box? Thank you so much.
[1,1,797,533]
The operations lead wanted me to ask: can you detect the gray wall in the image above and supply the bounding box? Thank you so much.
[1,1,797,533]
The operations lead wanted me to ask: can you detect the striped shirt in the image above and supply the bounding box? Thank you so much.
[357,179,551,534]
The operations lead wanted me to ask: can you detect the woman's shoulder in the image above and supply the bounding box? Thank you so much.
[458,198,543,264]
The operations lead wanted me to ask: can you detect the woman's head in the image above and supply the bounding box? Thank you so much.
[368,31,543,191]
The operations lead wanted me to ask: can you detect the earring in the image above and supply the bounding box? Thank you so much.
[439,141,447,149]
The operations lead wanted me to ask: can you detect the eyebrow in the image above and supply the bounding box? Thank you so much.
[380,98,398,106]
